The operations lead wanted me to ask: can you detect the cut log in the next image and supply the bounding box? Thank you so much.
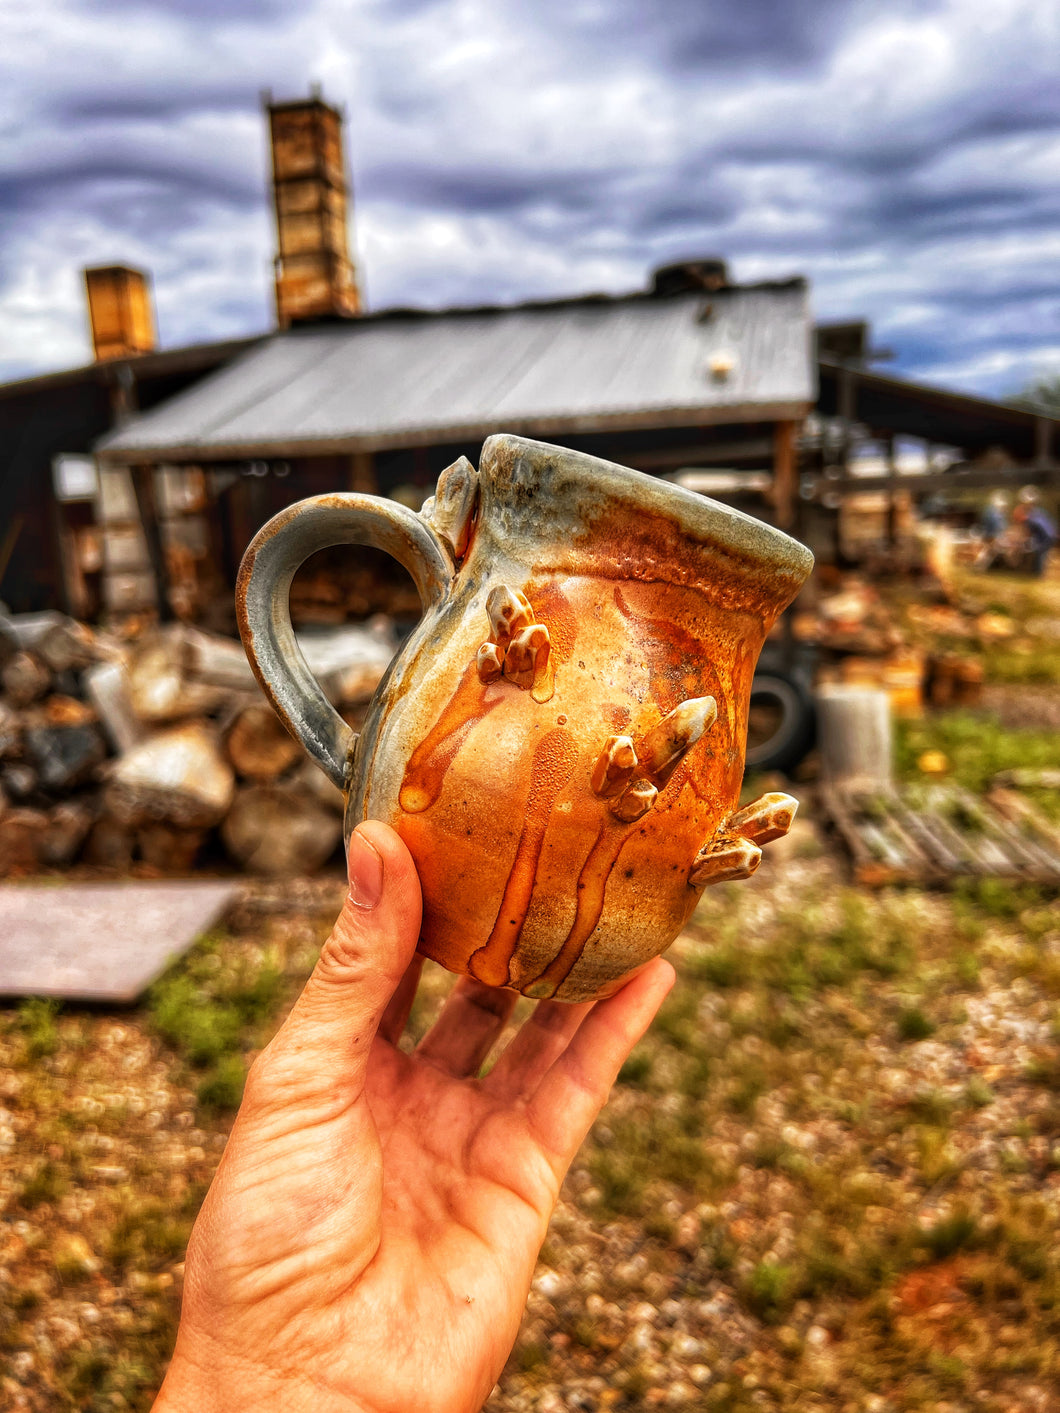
[0,702,20,759]
[296,624,394,705]
[224,704,304,782]
[83,659,145,754]
[3,613,97,673]
[82,815,135,870]
[182,623,393,705]
[41,695,97,729]
[39,799,98,867]
[24,724,106,793]
[105,722,235,828]
[0,807,50,876]
[1,763,39,803]
[181,626,257,692]
[136,823,207,872]
[127,633,226,723]
[221,782,343,876]
[816,686,893,790]
[2,651,52,707]
[292,758,346,816]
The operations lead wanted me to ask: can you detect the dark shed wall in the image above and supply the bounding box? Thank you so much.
[0,380,114,612]
[0,349,254,612]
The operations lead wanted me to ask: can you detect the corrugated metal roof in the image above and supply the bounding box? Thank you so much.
[97,283,813,462]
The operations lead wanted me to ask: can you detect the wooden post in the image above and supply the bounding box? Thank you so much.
[837,364,856,470]
[130,464,174,622]
[349,451,377,495]
[886,436,899,549]
[772,419,797,529]
[1035,416,1052,469]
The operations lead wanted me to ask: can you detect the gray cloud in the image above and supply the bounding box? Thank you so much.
[0,0,1057,395]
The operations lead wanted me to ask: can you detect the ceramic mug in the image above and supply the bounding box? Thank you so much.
[237,434,813,1002]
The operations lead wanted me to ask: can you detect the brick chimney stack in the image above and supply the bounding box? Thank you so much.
[84,265,157,361]
[266,87,361,327]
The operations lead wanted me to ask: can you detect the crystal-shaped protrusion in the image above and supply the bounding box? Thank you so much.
[727,792,798,845]
[638,696,718,787]
[504,623,551,691]
[609,779,658,823]
[486,585,534,651]
[689,835,762,886]
[590,735,638,798]
[476,642,505,684]
[425,456,479,560]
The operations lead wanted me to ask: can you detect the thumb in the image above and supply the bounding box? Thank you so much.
[248,820,423,1114]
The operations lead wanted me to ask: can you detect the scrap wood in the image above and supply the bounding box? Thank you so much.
[992,768,1060,791]
[820,782,1060,888]
[988,786,1060,855]
[817,784,901,887]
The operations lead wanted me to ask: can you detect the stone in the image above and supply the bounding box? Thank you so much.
[0,879,238,1001]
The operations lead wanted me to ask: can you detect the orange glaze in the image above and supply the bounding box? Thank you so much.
[613,584,717,713]
[524,579,578,663]
[398,663,504,814]
[522,817,634,998]
[467,727,579,986]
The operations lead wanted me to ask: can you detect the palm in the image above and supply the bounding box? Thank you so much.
[162,824,673,1413]
[349,1044,567,1405]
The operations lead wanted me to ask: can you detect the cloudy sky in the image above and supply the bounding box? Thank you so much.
[1,0,1057,396]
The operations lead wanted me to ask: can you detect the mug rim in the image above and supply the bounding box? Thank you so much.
[480,433,814,583]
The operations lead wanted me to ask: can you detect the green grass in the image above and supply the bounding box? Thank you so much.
[983,643,1060,685]
[146,930,284,1114]
[17,1158,68,1210]
[897,1005,935,1041]
[196,1053,247,1112]
[107,1188,204,1271]
[16,996,62,1061]
[896,711,1060,796]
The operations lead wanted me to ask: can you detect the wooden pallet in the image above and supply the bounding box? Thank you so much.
[819,782,1060,887]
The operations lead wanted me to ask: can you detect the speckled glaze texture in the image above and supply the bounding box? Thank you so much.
[237,434,813,1002]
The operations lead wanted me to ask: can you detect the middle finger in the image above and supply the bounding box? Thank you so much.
[415,976,519,1077]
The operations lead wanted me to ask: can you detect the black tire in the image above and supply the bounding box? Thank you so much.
[745,670,816,775]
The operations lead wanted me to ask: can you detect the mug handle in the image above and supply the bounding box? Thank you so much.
[236,494,455,790]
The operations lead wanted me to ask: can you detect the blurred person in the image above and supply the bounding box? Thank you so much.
[152,821,674,1413]
[1013,486,1057,578]
[973,490,1009,571]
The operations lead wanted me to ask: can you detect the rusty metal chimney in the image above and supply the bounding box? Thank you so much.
[84,265,157,361]
[266,87,361,327]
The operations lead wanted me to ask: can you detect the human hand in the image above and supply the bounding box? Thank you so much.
[154,821,674,1413]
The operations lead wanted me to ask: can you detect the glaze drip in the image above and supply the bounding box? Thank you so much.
[468,728,579,986]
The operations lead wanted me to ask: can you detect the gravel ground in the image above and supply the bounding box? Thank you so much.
[1,836,1058,1412]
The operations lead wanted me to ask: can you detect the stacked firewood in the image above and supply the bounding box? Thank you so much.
[0,611,394,878]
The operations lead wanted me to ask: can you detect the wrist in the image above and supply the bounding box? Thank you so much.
[153,1335,375,1413]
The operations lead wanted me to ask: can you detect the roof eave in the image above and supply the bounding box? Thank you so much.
[95,400,814,464]
[817,355,1060,429]
[0,336,264,402]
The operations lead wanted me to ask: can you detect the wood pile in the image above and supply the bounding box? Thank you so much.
[794,576,997,716]
[0,611,395,878]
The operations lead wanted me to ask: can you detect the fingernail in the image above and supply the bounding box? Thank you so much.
[347,828,384,910]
